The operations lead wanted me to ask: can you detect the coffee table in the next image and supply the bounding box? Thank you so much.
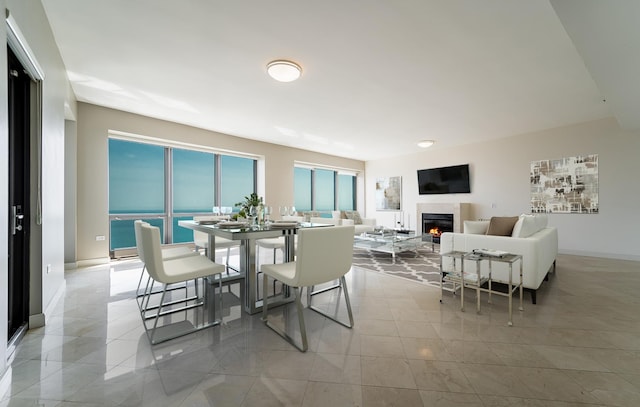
[353,231,430,261]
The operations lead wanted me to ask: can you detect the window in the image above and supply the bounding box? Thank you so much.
[294,165,357,215]
[314,169,335,212]
[294,167,312,211]
[109,139,165,215]
[338,173,356,210]
[108,138,256,251]
[221,155,255,210]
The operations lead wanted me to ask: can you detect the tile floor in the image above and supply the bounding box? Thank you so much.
[2,251,640,406]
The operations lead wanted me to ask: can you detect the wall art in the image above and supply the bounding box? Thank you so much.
[375,176,402,211]
[530,154,598,214]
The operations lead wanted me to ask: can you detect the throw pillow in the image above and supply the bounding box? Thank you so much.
[486,216,519,236]
[344,211,363,225]
[511,214,539,238]
[340,211,348,220]
[464,220,490,234]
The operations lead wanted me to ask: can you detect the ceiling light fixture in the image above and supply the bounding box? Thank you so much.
[417,140,435,148]
[267,60,302,82]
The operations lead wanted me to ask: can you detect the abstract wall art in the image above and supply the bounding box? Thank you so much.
[530,154,598,214]
[375,176,402,211]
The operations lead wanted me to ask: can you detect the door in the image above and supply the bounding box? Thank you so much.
[7,46,31,342]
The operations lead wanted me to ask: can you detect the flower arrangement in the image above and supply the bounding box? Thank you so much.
[235,192,263,218]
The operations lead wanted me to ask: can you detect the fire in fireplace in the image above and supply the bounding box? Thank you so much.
[422,213,454,243]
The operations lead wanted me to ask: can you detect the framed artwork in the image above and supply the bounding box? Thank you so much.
[530,154,598,214]
[375,176,402,211]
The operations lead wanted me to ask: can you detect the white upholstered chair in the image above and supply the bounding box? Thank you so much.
[192,215,239,272]
[256,236,300,300]
[134,220,198,310]
[139,223,226,344]
[261,225,355,351]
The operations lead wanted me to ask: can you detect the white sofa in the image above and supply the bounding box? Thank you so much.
[439,214,557,304]
[306,212,376,235]
[330,211,376,235]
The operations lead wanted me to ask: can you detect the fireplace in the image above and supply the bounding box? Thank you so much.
[422,213,454,243]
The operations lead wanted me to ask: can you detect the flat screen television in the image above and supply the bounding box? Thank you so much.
[417,164,471,194]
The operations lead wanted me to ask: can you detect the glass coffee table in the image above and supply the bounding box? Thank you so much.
[353,230,431,261]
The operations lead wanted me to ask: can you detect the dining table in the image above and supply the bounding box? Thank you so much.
[178,219,330,314]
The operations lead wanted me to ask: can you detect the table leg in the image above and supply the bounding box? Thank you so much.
[475,260,481,313]
[488,260,492,305]
[460,258,465,312]
[519,259,524,312]
[240,238,258,314]
[439,257,444,303]
[207,234,216,261]
[508,263,513,326]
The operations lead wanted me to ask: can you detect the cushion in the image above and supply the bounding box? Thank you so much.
[534,214,548,230]
[486,216,519,236]
[511,214,539,238]
[340,211,348,220]
[464,220,490,235]
[344,211,363,225]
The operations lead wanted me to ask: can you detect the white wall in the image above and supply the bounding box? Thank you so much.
[64,120,77,266]
[1,0,73,384]
[75,103,366,263]
[365,117,640,260]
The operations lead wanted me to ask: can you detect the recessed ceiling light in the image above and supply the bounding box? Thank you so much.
[266,60,302,82]
[417,140,435,148]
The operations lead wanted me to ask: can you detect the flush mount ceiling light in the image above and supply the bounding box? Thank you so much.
[417,140,435,148]
[266,60,302,82]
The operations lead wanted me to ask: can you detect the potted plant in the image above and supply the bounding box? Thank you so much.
[235,192,263,219]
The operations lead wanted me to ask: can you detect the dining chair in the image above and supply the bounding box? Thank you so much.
[139,223,226,345]
[193,215,239,272]
[134,220,198,311]
[256,236,299,300]
[261,225,355,352]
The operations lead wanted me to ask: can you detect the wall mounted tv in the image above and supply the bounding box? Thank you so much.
[417,164,471,194]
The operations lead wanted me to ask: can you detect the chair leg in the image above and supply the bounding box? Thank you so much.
[308,276,354,329]
[143,276,222,345]
[262,282,309,352]
[136,265,147,297]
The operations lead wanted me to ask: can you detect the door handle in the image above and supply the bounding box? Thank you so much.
[12,205,24,235]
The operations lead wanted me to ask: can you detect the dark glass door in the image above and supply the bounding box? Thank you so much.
[7,46,31,342]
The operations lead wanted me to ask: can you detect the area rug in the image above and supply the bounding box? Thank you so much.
[352,247,442,289]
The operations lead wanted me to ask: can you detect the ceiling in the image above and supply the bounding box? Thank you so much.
[40,0,639,161]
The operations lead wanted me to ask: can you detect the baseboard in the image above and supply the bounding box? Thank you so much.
[559,249,640,262]
[0,367,11,401]
[64,262,78,270]
[29,280,67,330]
[76,257,111,268]
[28,313,45,329]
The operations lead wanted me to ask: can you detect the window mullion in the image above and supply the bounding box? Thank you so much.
[165,147,173,244]
[310,169,315,211]
[334,171,338,211]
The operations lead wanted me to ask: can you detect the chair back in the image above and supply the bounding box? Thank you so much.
[294,225,355,287]
[193,215,227,247]
[134,220,148,263]
[139,223,168,283]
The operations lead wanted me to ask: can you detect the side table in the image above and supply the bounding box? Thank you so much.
[440,251,524,326]
[439,251,488,313]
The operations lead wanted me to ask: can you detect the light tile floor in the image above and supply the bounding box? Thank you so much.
[2,251,640,406]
